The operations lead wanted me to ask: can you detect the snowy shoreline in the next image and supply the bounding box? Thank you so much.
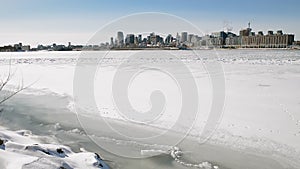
[0,126,110,169]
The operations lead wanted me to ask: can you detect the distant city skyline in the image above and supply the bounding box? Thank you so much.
[1,0,300,46]
[1,26,297,52]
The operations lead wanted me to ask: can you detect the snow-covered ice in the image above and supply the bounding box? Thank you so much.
[0,49,300,169]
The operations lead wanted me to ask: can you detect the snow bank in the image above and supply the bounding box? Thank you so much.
[0,126,110,169]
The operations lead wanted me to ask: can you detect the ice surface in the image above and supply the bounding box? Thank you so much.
[0,49,300,169]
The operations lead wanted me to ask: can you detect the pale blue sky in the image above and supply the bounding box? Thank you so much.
[0,0,299,46]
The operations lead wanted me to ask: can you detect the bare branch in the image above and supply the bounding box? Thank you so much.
[0,60,12,91]
[0,59,37,105]
[0,78,37,105]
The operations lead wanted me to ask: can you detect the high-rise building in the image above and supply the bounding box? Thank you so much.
[239,28,252,36]
[176,32,180,45]
[181,32,188,42]
[187,34,194,43]
[138,34,142,43]
[210,31,228,46]
[165,34,173,45]
[117,31,124,46]
[148,32,163,45]
[239,23,252,37]
[125,34,135,45]
[110,37,114,46]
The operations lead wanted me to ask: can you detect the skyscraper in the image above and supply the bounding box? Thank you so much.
[117,31,124,46]
[176,32,180,46]
[187,34,194,43]
[165,34,173,44]
[125,34,135,45]
[110,37,114,46]
[138,34,142,43]
[181,32,188,43]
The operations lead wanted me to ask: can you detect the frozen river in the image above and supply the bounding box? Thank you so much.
[0,49,300,169]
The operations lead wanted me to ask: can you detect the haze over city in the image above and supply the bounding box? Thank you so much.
[1,0,299,46]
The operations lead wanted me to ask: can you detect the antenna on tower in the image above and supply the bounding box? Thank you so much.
[248,22,251,29]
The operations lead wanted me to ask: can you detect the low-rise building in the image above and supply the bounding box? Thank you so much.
[0,45,16,52]
[21,45,30,51]
[240,30,294,48]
